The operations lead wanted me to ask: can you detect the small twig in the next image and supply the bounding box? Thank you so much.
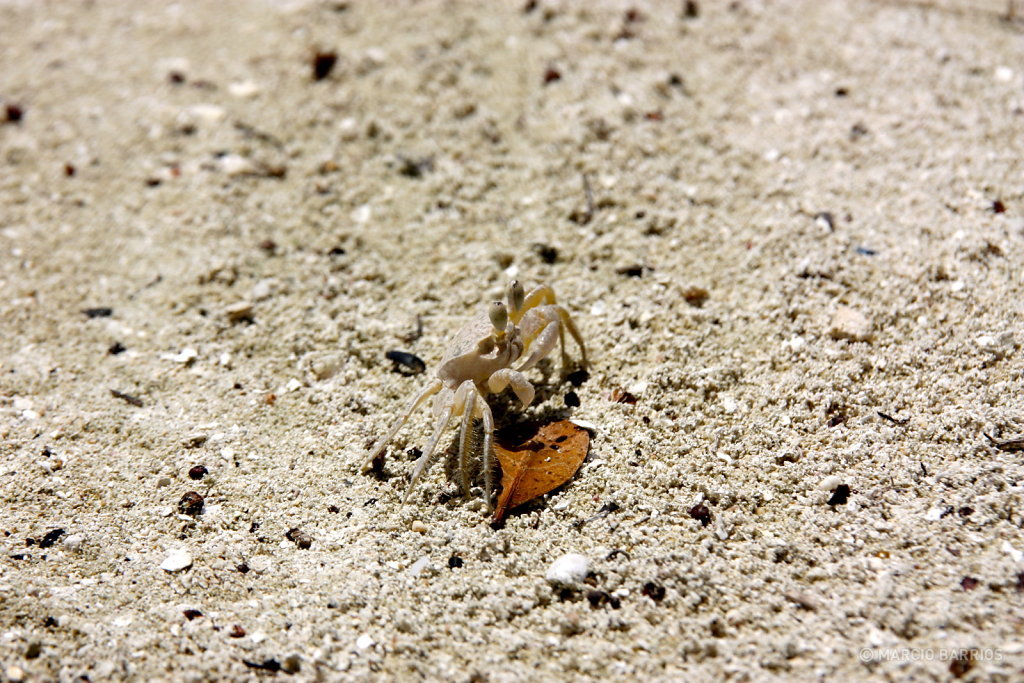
[877,411,909,426]
[110,389,143,407]
[572,500,619,529]
[582,173,594,219]
[401,315,423,343]
[984,432,1024,452]
[569,173,596,225]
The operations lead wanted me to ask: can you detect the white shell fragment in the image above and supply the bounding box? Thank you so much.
[160,549,193,572]
[545,553,590,585]
[1002,541,1023,563]
[407,556,430,578]
[162,348,198,365]
[570,419,599,433]
[817,475,843,491]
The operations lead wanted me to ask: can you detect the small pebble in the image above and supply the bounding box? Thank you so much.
[178,491,204,516]
[225,301,254,323]
[976,331,1014,357]
[282,655,302,674]
[6,665,25,682]
[228,80,260,98]
[313,51,338,81]
[285,528,313,549]
[251,278,275,301]
[410,520,428,533]
[63,533,85,551]
[160,549,193,572]
[356,634,375,650]
[188,103,225,123]
[220,154,255,176]
[545,552,590,585]
[188,465,208,481]
[829,306,872,342]
[386,350,426,375]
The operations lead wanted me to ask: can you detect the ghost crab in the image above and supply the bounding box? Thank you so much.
[362,280,588,508]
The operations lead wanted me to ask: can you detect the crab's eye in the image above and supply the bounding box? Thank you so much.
[507,280,525,314]
[489,301,508,332]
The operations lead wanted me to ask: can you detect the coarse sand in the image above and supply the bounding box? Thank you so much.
[2,0,1024,680]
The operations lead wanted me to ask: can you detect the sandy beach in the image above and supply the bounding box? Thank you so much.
[2,0,1024,679]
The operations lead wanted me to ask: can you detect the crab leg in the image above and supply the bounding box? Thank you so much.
[515,284,588,368]
[554,306,588,367]
[457,383,477,497]
[515,318,561,372]
[362,378,442,472]
[479,398,496,510]
[404,390,457,503]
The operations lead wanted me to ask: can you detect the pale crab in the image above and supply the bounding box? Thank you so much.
[362,280,588,507]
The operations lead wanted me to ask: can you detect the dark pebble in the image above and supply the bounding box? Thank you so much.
[286,527,313,549]
[312,51,338,81]
[4,103,24,123]
[83,307,113,318]
[385,350,426,375]
[564,391,580,407]
[183,609,204,620]
[178,491,204,516]
[532,243,558,264]
[188,465,208,481]
[641,582,666,602]
[688,504,712,527]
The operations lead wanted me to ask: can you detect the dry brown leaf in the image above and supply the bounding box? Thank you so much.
[491,420,589,523]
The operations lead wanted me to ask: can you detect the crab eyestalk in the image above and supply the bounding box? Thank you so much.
[507,280,525,318]
[489,301,508,339]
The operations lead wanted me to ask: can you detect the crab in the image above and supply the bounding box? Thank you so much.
[361,280,588,507]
